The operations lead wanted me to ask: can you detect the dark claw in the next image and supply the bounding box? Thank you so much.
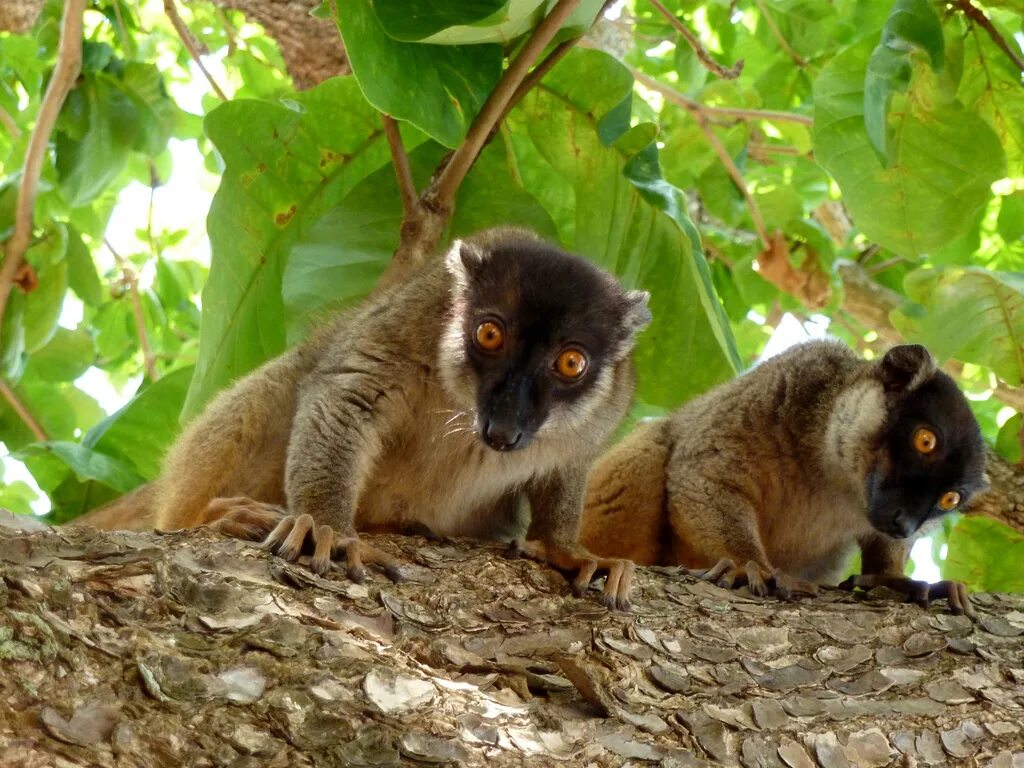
[600,593,617,610]
[347,565,367,584]
[384,564,406,583]
[571,582,588,599]
[506,541,525,560]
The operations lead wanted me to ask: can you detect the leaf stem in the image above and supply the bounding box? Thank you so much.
[0,378,47,442]
[957,0,1024,73]
[0,104,20,140]
[106,239,159,383]
[163,0,228,100]
[381,114,417,218]
[647,0,743,79]
[750,0,808,68]
[0,0,85,355]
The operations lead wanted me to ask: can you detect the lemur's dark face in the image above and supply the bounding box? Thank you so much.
[865,348,986,539]
[442,233,649,452]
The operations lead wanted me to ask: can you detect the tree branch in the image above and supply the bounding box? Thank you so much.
[0,377,47,442]
[0,104,20,140]
[0,0,85,354]
[751,0,808,68]
[429,0,584,214]
[381,115,417,219]
[647,0,742,79]
[164,0,228,100]
[957,0,1024,72]
[106,240,159,383]
[630,67,812,125]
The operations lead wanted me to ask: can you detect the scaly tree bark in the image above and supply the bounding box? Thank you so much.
[1,515,1022,767]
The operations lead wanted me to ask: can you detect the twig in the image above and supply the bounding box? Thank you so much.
[0,104,20,139]
[0,378,47,442]
[957,0,1024,72]
[647,0,742,79]
[430,0,584,213]
[629,67,812,125]
[106,239,159,382]
[751,0,808,68]
[381,115,417,218]
[163,0,228,100]
[0,0,85,353]
[111,0,132,55]
[214,7,238,57]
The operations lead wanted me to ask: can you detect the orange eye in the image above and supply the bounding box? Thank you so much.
[475,321,503,351]
[556,349,588,379]
[913,427,937,454]
[938,490,961,511]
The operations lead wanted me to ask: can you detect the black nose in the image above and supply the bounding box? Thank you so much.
[884,511,918,539]
[483,420,523,451]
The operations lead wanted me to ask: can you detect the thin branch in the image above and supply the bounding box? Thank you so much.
[751,0,808,68]
[957,0,1024,72]
[163,0,228,100]
[214,7,239,57]
[106,239,159,382]
[0,378,47,442]
[430,0,584,213]
[111,0,132,55]
[381,115,417,218]
[647,0,743,79]
[0,104,20,140]
[629,67,812,125]
[0,0,85,354]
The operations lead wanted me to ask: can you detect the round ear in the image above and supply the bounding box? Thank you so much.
[877,344,936,392]
[623,290,652,336]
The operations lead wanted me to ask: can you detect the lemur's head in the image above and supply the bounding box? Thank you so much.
[440,228,650,453]
[860,345,987,539]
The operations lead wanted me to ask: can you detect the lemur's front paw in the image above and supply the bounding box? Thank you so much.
[838,574,974,618]
[689,558,817,600]
[510,539,636,611]
[262,514,406,583]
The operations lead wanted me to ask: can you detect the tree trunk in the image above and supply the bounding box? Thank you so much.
[1,514,1022,767]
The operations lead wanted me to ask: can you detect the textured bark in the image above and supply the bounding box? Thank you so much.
[1,514,1022,767]
[215,0,349,89]
[0,0,44,33]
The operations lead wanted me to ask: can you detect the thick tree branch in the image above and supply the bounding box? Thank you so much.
[957,0,1024,72]
[164,0,228,100]
[647,0,742,79]
[0,0,85,354]
[381,115,417,219]
[0,378,47,442]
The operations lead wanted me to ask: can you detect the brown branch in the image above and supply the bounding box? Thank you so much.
[0,0,85,353]
[647,0,742,79]
[429,0,584,214]
[0,104,19,140]
[163,0,228,100]
[381,115,417,219]
[0,378,47,442]
[106,240,159,382]
[751,0,808,68]
[629,67,812,125]
[957,0,1024,72]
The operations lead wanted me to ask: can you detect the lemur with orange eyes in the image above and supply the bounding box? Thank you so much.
[579,341,987,615]
[147,227,650,609]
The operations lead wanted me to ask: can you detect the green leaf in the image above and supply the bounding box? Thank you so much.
[998,192,1024,244]
[23,327,94,382]
[84,366,193,479]
[511,48,739,406]
[814,40,1005,257]
[337,0,502,148]
[995,413,1022,464]
[943,516,1024,593]
[22,230,68,354]
[66,226,103,305]
[0,481,40,516]
[22,441,145,495]
[371,0,508,41]
[185,78,394,420]
[863,0,944,160]
[893,267,1024,385]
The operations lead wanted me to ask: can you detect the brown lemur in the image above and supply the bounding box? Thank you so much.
[579,340,987,615]
[153,227,651,609]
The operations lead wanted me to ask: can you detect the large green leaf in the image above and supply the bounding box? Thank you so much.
[184,78,393,420]
[371,0,508,41]
[23,327,94,382]
[84,366,194,479]
[24,441,145,494]
[893,267,1024,385]
[943,516,1024,593]
[814,40,1005,258]
[862,0,944,161]
[510,49,739,406]
[338,0,502,148]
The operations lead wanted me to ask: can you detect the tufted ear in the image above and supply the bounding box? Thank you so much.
[877,344,936,393]
[623,290,652,336]
[444,239,486,289]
